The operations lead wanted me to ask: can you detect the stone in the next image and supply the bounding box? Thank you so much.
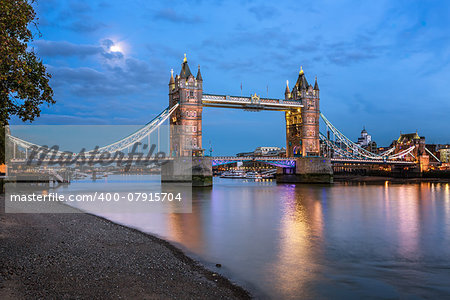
[276,157,333,184]
[161,157,212,187]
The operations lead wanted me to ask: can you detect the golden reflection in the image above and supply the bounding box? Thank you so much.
[431,183,437,202]
[166,212,205,252]
[270,188,324,297]
[395,185,420,260]
[445,184,449,225]
[445,183,449,204]
[445,184,449,200]
[384,180,390,216]
[435,183,441,192]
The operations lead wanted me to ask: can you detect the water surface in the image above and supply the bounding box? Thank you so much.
[61,176,450,299]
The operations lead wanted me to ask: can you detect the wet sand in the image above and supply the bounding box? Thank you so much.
[0,196,250,299]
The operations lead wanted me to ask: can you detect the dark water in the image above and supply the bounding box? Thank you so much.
[64,176,450,299]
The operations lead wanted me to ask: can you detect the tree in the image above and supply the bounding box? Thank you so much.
[1,0,54,165]
[0,0,54,126]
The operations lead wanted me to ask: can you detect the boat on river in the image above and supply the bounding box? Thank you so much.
[220,170,246,178]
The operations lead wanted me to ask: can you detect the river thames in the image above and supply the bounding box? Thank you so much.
[62,176,450,299]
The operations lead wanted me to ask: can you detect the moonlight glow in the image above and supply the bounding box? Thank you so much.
[110,45,122,53]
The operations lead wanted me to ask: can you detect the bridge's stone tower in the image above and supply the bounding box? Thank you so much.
[284,67,320,157]
[164,55,212,186]
[169,54,204,157]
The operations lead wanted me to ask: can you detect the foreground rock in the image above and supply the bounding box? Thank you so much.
[0,197,250,299]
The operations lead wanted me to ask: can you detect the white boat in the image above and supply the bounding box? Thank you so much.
[245,171,261,179]
[220,170,246,179]
[260,169,277,179]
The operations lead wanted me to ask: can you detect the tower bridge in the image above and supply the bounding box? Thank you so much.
[7,54,423,186]
[202,94,303,111]
[168,55,320,159]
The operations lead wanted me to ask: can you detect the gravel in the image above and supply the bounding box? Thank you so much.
[0,196,251,299]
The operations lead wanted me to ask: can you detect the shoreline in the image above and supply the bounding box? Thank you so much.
[0,195,251,299]
[333,174,450,184]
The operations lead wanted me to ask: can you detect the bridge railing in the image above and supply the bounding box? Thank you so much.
[7,104,178,161]
[319,113,417,162]
[202,94,303,108]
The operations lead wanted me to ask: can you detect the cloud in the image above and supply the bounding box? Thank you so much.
[31,114,107,125]
[347,93,388,114]
[34,40,103,57]
[325,36,386,66]
[327,49,378,66]
[154,8,202,24]
[248,5,278,19]
[36,0,105,33]
[49,66,106,86]
[47,56,165,97]
[66,18,106,33]
[98,39,123,60]
[34,39,166,111]
[34,39,125,61]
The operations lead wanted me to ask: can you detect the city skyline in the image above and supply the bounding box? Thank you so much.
[14,0,450,155]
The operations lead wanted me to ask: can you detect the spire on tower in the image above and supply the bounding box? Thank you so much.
[169,68,175,85]
[285,80,291,99]
[295,65,308,89]
[314,76,319,90]
[180,53,192,79]
[196,65,203,81]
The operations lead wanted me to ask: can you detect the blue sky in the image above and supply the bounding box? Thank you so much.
[18,0,450,155]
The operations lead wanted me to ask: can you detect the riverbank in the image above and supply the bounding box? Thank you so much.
[334,174,450,183]
[0,196,251,299]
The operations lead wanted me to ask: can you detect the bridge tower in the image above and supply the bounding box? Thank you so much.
[279,68,331,183]
[284,67,320,157]
[169,54,204,157]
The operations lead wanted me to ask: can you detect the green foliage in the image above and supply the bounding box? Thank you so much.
[0,0,54,126]
[1,0,54,164]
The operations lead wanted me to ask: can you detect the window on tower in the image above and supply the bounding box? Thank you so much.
[190,91,194,97]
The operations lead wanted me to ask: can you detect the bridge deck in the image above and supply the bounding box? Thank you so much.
[330,158,415,165]
[211,156,416,166]
[9,157,416,166]
[202,94,303,111]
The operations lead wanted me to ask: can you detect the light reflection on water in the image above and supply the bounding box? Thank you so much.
[61,176,450,299]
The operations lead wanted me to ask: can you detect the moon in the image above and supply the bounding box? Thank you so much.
[110,45,122,53]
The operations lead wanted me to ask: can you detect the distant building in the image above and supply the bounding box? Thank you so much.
[255,147,281,156]
[439,148,450,163]
[391,132,426,160]
[377,146,388,153]
[355,127,378,153]
[236,146,286,157]
[367,141,378,154]
[391,132,429,171]
[437,144,450,150]
[356,127,372,147]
